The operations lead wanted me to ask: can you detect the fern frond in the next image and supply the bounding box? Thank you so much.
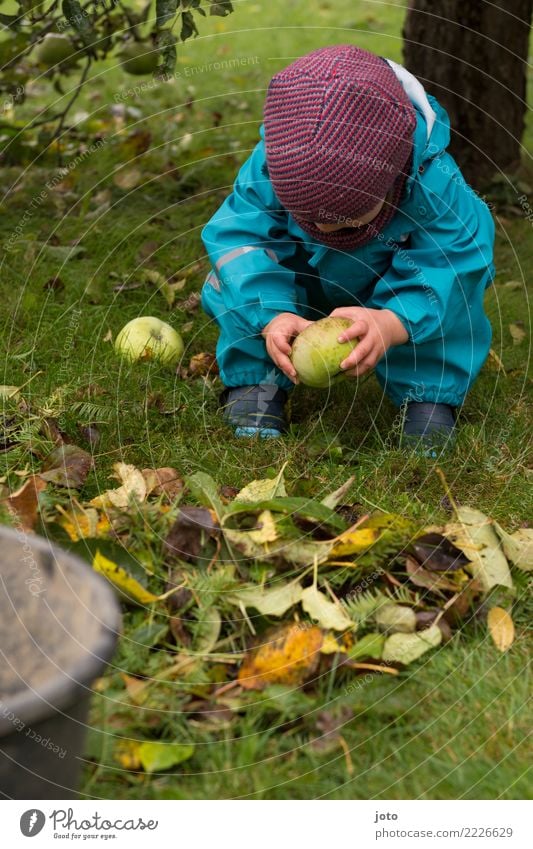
[343,587,388,625]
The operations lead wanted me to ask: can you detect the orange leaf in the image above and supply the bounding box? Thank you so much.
[487,606,515,652]
[238,623,324,691]
[4,475,47,531]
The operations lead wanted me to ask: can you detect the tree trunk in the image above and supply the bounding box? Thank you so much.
[402,0,533,187]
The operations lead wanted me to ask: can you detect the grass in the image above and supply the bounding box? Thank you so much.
[1,0,532,799]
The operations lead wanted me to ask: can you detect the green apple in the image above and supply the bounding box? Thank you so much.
[36,34,76,67]
[290,317,358,388]
[115,317,184,367]
[118,42,159,75]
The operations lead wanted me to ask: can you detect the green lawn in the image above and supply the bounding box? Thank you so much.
[0,0,531,799]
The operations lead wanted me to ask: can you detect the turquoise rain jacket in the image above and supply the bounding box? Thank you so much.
[201,60,495,407]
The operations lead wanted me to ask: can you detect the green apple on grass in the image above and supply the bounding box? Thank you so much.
[290,316,358,388]
[115,317,184,367]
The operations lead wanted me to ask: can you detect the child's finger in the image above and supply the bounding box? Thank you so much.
[271,342,297,381]
[340,335,374,369]
[338,320,367,343]
[274,335,292,355]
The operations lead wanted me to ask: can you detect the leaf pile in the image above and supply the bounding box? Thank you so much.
[3,459,531,773]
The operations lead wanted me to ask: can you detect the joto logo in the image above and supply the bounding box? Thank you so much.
[20,810,46,837]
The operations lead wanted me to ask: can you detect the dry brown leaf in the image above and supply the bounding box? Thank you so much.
[188,352,218,377]
[39,443,93,488]
[141,467,184,500]
[4,475,47,531]
[113,168,143,190]
[509,322,526,345]
[405,555,462,593]
[238,623,324,690]
[487,606,515,652]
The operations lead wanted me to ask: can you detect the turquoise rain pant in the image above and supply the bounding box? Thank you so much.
[201,265,492,409]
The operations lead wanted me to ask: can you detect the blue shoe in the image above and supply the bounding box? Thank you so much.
[220,385,287,438]
[402,402,456,456]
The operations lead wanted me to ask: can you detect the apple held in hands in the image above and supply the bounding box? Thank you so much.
[115,317,184,367]
[290,317,358,388]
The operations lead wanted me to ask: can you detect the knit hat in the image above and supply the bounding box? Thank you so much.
[263,45,417,250]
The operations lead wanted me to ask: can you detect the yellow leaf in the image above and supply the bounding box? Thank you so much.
[248,509,278,544]
[93,549,157,605]
[115,740,141,771]
[487,606,515,652]
[329,527,379,557]
[234,463,288,503]
[238,623,324,690]
[57,504,110,541]
[320,633,346,654]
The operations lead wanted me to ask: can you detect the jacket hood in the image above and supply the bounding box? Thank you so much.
[385,59,451,198]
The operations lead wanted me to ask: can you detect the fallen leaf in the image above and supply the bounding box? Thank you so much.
[164,505,220,564]
[90,462,147,508]
[137,741,195,773]
[347,632,385,660]
[141,467,183,500]
[382,624,442,665]
[115,740,142,770]
[487,349,506,373]
[120,129,152,159]
[194,606,221,654]
[500,280,523,291]
[4,475,47,531]
[39,443,93,488]
[93,549,158,605]
[234,465,287,504]
[509,322,526,345]
[228,579,303,617]
[121,673,148,705]
[445,507,514,592]
[238,623,324,690]
[143,269,186,307]
[320,476,355,509]
[301,585,353,631]
[487,606,515,652]
[113,167,143,190]
[493,522,533,571]
[186,471,224,520]
[0,385,21,400]
[411,532,469,571]
[188,352,218,377]
[329,527,379,557]
[405,555,464,592]
[247,509,279,544]
[375,603,417,633]
[56,503,110,541]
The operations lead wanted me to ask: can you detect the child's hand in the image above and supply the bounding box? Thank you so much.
[262,312,313,383]
[329,306,409,377]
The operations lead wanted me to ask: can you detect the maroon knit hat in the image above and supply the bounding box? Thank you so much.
[264,45,417,249]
